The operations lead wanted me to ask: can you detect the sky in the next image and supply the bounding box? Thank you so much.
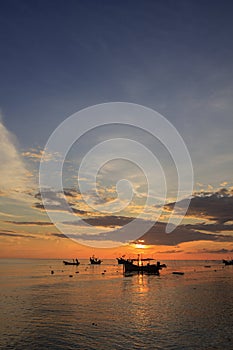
[0,0,233,259]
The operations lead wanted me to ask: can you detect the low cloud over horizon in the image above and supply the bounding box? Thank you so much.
[5,187,230,248]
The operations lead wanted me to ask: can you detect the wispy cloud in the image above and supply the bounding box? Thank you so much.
[34,189,88,215]
[0,211,22,218]
[0,117,33,197]
[201,248,233,254]
[22,148,62,162]
[185,246,233,255]
[157,249,184,254]
[184,223,233,233]
[4,221,53,226]
[63,215,134,227]
[51,233,67,239]
[0,232,35,238]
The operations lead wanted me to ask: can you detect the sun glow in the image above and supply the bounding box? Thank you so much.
[133,239,147,249]
[134,243,147,249]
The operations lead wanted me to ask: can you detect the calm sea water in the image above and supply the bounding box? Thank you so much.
[0,259,233,350]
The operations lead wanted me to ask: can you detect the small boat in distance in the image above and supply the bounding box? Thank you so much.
[63,259,80,266]
[172,271,184,275]
[223,259,233,266]
[123,255,166,275]
[90,256,102,264]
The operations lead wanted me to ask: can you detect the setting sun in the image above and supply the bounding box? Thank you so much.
[133,239,148,249]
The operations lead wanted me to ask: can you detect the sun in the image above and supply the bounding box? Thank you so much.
[133,239,147,249]
[135,243,146,249]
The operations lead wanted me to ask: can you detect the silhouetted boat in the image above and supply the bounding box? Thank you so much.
[223,259,233,266]
[63,259,80,266]
[123,255,166,275]
[116,256,127,264]
[172,271,184,275]
[90,256,102,264]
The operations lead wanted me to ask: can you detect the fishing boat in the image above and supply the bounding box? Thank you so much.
[90,256,102,264]
[223,259,233,266]
[123,255,166,275]
[116,255,127,264]
[63,259,80,266]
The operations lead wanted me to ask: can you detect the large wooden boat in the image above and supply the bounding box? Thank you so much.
[90,256,102,264]
[123,255,166,275]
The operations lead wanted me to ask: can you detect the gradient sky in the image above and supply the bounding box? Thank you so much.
[0,0,233,258]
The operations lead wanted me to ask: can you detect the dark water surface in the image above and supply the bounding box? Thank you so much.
[0,259,233,349]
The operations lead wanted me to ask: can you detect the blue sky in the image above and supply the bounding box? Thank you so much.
[1,0,233,186]
[0,0,233,255]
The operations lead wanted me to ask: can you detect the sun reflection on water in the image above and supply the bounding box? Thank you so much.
[137,274,149,294]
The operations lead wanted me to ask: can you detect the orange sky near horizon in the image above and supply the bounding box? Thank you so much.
[1,234,232,261]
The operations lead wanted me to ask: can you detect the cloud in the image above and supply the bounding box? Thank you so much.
[31,186,233,246]
[186,247,233,255]
[22,148,62,162]
[0,118,33,195]
[0,211,22,218]
[164,189,233,223]
[63,215,134,227]
[61,214,233,246]
[21,150,43,161]
[33,186,160,224]
[34,203,88,215]
[51,233,67,239]
[201,248,233,254]
[184,223,233,232]
[5,221,53,226]
[0,232,35,238]
[139,222,233,246]
[34,202,87,215]
[156,249,184,254]
[34,189,88,215]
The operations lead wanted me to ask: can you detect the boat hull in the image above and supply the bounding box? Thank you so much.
[63,261,80,266]
[123,261,160,275]
[116,258,127,264]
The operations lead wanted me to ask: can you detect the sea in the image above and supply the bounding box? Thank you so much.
[0,259,233,350]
